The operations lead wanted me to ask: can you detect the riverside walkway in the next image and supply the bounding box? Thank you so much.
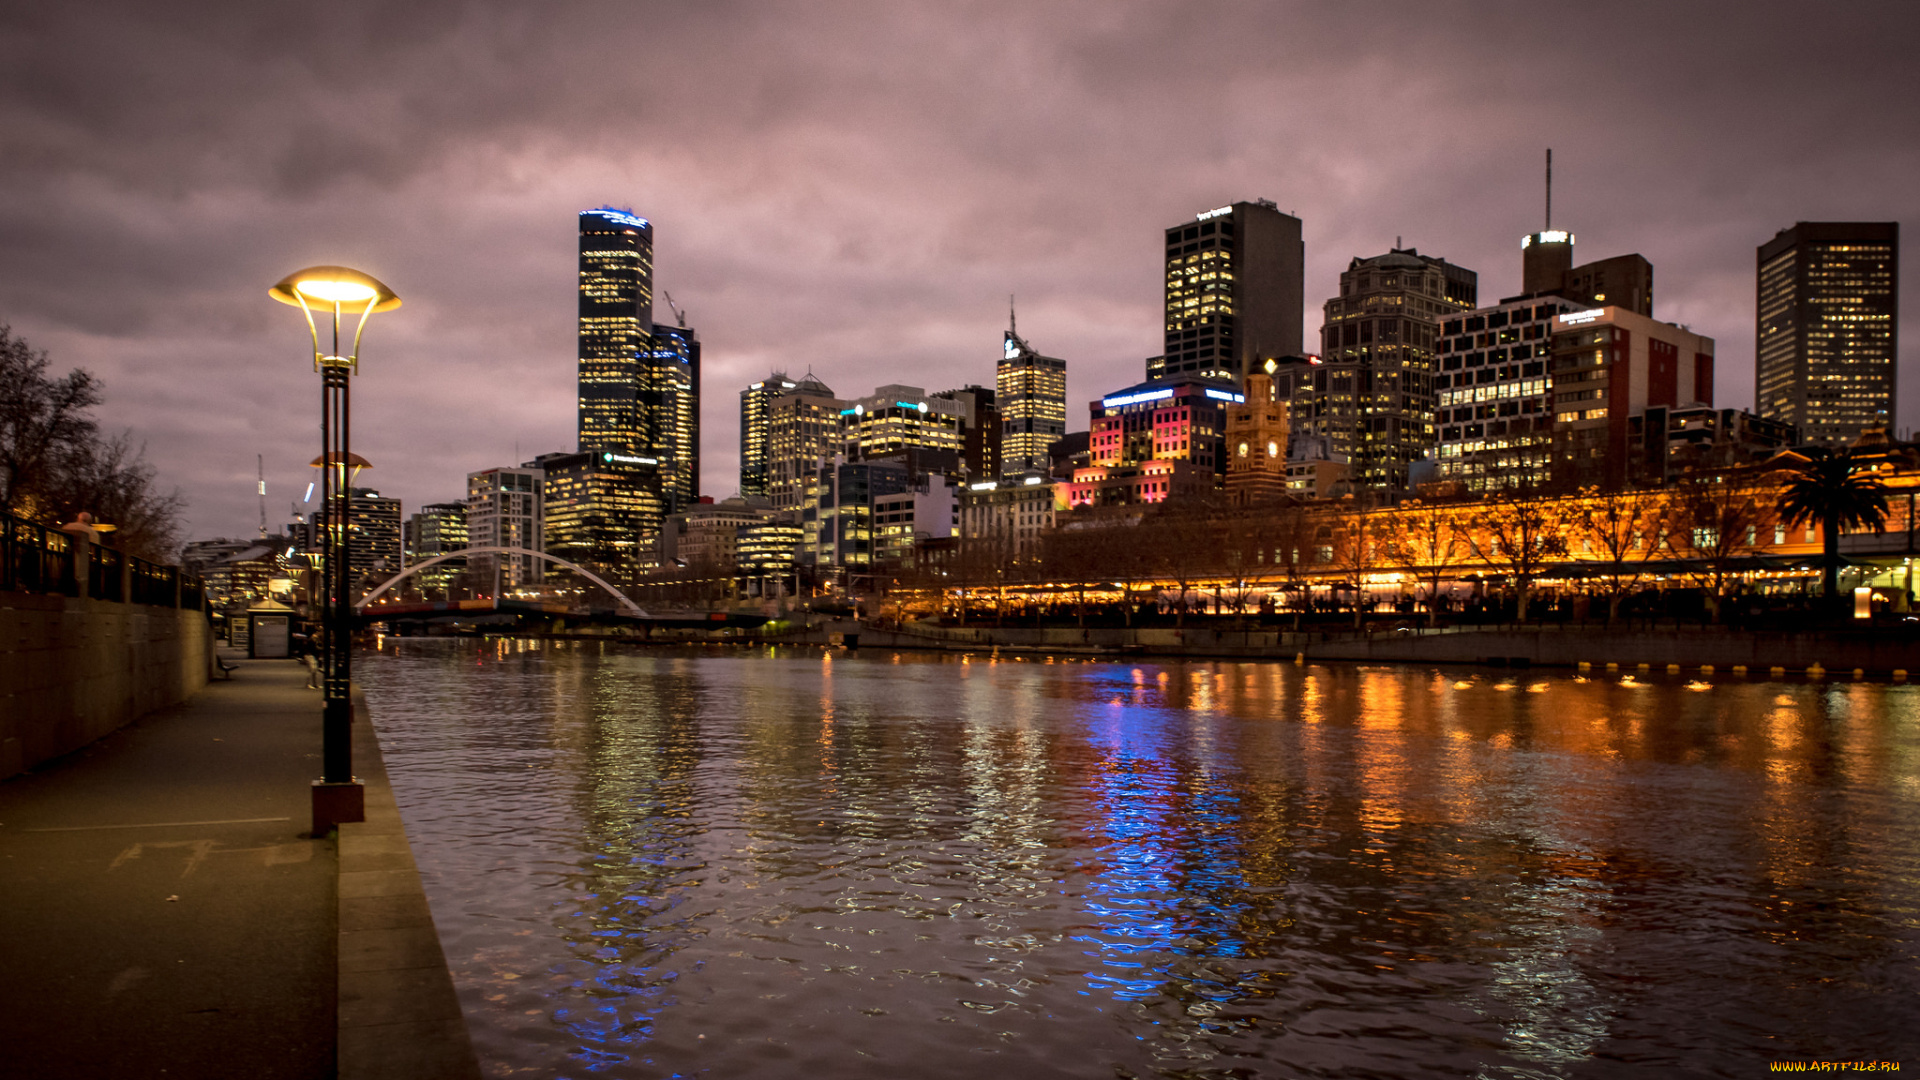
[0,654,478,1079]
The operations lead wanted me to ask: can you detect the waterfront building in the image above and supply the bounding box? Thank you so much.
[932,384,1002,480]
[644,321,700,510]
[959,473,1056,559]
[1315,247,1478,492]
[765,374,844,512]
[739,373,800,498]
[1224,365,1291,505]
[577,207,653,454]
[997,317,1065,473]
[1756,221,1900,446]
[736,514,804,598]
[801,457,914,573]
[838,385,965,462]
[466,464,544,589]
[403,501,467,596]
[542,450,667,585]
[873,474,958,568]
[1089,375,1243,480]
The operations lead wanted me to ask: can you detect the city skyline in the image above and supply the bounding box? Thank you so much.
[1,2,1915,539]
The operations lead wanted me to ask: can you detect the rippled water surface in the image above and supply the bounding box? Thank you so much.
[359,639,1920,1078]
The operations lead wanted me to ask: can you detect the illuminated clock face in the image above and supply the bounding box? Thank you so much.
[1268,440,1280,458]
[1238,442,1249,457]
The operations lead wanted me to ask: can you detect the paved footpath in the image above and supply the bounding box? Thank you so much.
[0,657,337,1079]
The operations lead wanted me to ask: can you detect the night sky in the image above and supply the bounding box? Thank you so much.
[3,2,1915,541]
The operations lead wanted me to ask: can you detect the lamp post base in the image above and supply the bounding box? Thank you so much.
[312,779,365,836]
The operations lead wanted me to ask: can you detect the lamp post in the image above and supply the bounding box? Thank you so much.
[270,266,400,835]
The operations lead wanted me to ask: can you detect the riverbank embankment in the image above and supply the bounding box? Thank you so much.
[0,655,479,1080]
[735,620,1920,676]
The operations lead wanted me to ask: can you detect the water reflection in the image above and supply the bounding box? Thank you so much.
[360,643,1920,1078]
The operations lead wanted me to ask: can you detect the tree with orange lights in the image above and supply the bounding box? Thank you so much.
[1467,486,1570,623]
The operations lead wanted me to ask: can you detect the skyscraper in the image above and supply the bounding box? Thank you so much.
[645,320,700,509]
[740,373,800,497]
[1156,199,1304,383]
[997,313,1065,474]
[577,208,653,453]
[1756,222,1900,446]
[1315,247,1477,492]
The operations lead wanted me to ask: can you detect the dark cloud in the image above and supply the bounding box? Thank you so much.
[1,1,1915,540]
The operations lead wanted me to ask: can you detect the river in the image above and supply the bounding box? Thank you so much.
[358,637,1920,1078]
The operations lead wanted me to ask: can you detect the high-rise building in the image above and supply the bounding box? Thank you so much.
[403,502,468,597]
[1432,301,1713,491]
[932,384,1001,480]
[347,489,403,589]
[577,208,653,454]
[837,385,965,463]
[1155,199,1304,383]
[542,450,667,585]
[997,314,1065,473]
[766,375,844,511]
[645,320,700,509]
[1757,222,1899,446]
[1087,375,1243,484]
[466,465,544,590]
[740,373,800,497]
[1315,247,1477,492]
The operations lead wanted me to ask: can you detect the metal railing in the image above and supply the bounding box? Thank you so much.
[3,510,205,609]
[2,513,77,596]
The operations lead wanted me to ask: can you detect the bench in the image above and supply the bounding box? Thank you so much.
[214,658,240,680]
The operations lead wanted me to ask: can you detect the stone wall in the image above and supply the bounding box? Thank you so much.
[1,592,212,776]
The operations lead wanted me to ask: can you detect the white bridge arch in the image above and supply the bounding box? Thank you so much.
[357,546,649,619]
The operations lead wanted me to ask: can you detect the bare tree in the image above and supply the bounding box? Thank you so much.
[1468,487,1570,623]
[0,324,101,520]
[1666,477,1778,622]
[1378,500,1470,627]
[1325,500,1380,629]
[1570,485,1666,624]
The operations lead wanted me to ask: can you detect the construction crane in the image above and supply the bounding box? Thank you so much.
[662,291,688,329]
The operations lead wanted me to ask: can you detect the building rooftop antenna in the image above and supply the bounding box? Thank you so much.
[1009,293,1016,337]
[1545,148,1553,232]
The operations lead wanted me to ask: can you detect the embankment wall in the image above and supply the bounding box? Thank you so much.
[0,592,212,776]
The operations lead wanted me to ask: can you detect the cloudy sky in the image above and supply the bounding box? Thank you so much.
[2,1,1915,541]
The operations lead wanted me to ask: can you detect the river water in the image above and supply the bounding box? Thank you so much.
[358,638,1920,1079]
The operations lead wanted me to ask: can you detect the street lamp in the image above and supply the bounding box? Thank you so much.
[271,265,400,835]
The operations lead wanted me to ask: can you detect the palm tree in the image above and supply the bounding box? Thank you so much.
[1777,449,1889,610]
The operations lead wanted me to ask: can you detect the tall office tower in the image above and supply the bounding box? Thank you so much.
[346,489,403,588]
[466,465,545,589]
[1757,222,1900,446]
[932,384,1001,479]
[644,321,700,509]
[740,373,800,497]
[766,374,845,511]
[577,207,653,454]
[542,450,667,585]
[1158,199,1304,383]
[1317,247,1478,492]
[997,313,1065,473]
[403,502,468,598]
[1563,254,1653,317]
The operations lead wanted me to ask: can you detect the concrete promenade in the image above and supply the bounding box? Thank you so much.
[0,653,479,1079]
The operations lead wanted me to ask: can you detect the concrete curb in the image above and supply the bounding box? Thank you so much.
[336,686,482,1080]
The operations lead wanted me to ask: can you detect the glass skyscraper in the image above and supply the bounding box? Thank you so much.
[997,318,1065,475]
[577,207,653,453]
[645,321,700,511]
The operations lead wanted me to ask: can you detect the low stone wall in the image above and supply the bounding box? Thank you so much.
[0,591,211,776]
